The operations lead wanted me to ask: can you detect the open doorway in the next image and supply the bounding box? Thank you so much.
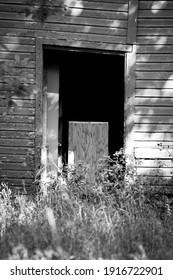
[44,47,124,167]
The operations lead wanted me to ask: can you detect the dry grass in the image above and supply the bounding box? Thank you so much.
[0,152,173,260]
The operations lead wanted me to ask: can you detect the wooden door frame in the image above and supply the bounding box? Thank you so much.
[35,36,136,174]
[124,46,136,155]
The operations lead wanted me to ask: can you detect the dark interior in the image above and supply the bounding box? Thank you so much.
[44,48,124,163]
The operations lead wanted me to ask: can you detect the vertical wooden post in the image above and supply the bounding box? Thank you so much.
[125,45,136,155]
[36,39,44,176]
[46,62,59,176]
[125,0,138,158]
[127,0,139,44]
[41,85,48,180]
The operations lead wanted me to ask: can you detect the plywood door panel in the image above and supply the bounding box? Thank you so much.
[68,122,108,170]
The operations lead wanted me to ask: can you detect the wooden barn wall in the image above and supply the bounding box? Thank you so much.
[135,0,173,179]
[0,0,130,188]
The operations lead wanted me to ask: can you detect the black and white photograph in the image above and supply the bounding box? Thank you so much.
[0,1,173,277]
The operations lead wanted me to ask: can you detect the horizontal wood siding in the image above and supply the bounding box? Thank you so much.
[0,1,129,51]
[135,0,173,178]
[0,1,36,187]
[0,0,130,188]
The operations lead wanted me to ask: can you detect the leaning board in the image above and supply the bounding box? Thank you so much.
[68,122,108,170]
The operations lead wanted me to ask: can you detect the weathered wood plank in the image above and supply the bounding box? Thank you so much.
[136,159,173,168]
[0,107,35,115]
[135,132,173,141]
[0,61,35,71]
[137,36,173,45]
[136,54,173,63]
[0,63,35,74]
[0,12,35,22]
[134,141,173,148]
[0,123,35,131]
[138,19,173,27]
[137,27,173,36]
[36,30,127,44]
[0,27,36,37]
[0,162,34,171]
[136,81,173,89]
[0,0,27,3]
[44,25,127,37]
[0,20,35,29]
[0,18,128,30]
[0,131,34,139]
[0,2,128,12]
[38,37,132,52]
[0,170,34,179]
[49,16,128,30]
[0,18,128,32]
[64,1,129,12]
[0,3,29,12]
[0,139,34,147]
[135,124,173,132]
[0,115,34,123]
[136,89,173,97]
[89,1,128,11]
[0,178,33,187]
[139,10,173,18]
[0,0,128,3]
[135,147,173,159]
[0,154,30,163]
[139,1,173,10]
[0,54,34,66]
[136,72,173,80]
[136,63,173,71]
[0,99,35,108]
[68,122,108,170]
[135,106,173,116]
[0,44,35,52]
[0,147,34,155]
[0,91,36,99]
[45,23,127,36]
[0,71,35,81]
[135,115,173,124]
[0,36,35,45]
[0,81,34,90]
[84,0,129,3]
[0,9,127,22]
[50,9,128,21]
[136,45,173,54]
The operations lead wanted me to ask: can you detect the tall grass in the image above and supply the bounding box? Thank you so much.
[0,150,173,259]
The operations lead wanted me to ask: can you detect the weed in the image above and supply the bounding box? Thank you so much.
[0,149,173,259]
